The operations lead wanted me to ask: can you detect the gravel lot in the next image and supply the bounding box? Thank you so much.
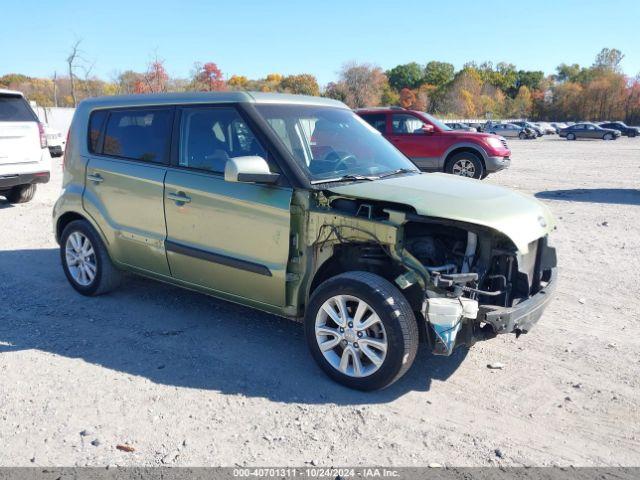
[1,136,639,467]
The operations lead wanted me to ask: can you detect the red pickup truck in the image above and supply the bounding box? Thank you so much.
[356,107,511,179]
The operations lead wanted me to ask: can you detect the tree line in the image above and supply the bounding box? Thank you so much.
[2,45,639,124]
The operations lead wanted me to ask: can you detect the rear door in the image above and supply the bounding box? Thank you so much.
[163,105,292,307]
[387,113,439,170]
[83,107,173,276]
[0,93,41,166]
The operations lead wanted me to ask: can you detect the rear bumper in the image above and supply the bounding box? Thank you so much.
[478,267,557,334]
[485,155,511,172]
[0,171,50,189]
[48,145,63,157]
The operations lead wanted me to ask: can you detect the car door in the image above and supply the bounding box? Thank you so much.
[163,105,293,307]
[387,113,439,170]
[583,124,600,138]
[83,107,173,276]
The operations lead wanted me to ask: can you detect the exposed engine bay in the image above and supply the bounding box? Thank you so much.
[306,194,557,357]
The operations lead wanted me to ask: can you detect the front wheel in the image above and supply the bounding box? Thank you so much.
[6,184,36,203]
[60,220,122,296]
[518,131,526,140]
[445,152,484,179]
[603,133,614,140]
[567,133,576,141]
[305,272,419,391]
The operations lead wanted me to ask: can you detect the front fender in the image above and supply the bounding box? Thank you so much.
[440,142,489,168]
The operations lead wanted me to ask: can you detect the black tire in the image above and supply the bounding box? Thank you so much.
[60,220,122,296]
[445,151,484,179]
[6,184,36,203]
[629,131,637,138]
[305,271,419,391]
[603,133,614,141]
[518,131,526,140]
[567,133,576,141]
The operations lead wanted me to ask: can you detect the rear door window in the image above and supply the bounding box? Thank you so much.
[359,113,387,134]
[0,95,37,122]
[102,108,173,163]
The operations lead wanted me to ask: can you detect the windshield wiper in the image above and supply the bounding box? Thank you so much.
[310,174,378,185]
[377,168,419,179]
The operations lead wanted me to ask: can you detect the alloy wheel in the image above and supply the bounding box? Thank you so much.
[452,159,476,177]
[315,295,387,378]
[65,231,97,286]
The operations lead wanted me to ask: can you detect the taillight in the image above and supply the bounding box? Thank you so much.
[38,122,47,149]
[62,129,71,170]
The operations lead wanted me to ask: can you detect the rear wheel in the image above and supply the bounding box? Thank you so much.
[6,184,36,203]
[305,272,419,391]
[629,131,637,138]
[60,220,122,296]
[445,152,484,179]
[567,133,576,141]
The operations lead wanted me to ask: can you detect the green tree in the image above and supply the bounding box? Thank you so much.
[386,62,423,90]
[516,70,544,91]
[423,61,454,88]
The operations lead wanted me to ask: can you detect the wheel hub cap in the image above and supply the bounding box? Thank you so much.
[452,159,476,177]
[65,231,97,286]
[315,295,387,378]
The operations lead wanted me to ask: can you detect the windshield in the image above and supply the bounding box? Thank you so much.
[417,112,452,131]
[254,104,419,183]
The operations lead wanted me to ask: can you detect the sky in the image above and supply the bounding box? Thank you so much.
[2,0,639,85]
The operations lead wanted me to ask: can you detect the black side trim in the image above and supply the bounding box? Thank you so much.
[165,240,272,277]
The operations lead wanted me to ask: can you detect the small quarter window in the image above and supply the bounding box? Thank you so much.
[88,110,108,153]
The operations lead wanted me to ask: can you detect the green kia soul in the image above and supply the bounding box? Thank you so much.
[53,92,557,390]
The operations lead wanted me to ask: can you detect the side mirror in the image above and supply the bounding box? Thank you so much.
[421,124,435,134]
[224,156,280,185]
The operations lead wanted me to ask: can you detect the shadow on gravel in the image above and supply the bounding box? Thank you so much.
[0,248,466,404]
[536,188,640,205]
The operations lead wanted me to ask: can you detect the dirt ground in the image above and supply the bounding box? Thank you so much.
[1,135,639,467]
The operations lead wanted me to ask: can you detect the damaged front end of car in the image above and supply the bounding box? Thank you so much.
[292,184,557,357]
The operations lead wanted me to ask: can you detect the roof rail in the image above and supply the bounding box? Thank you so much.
[354,106,405,111]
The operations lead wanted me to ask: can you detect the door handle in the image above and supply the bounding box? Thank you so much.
[87,173,104,183]
[167,191,191,204]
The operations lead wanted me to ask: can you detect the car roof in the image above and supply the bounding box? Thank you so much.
[0,88,25,97]
[80,91,348,110]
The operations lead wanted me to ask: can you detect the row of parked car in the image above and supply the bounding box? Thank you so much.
[446,119,640,140]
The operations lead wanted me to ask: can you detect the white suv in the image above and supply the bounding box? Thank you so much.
[0,89,51,203]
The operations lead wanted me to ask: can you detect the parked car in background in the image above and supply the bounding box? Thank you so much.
[550,122,568,132]
[357,108,511,179]
[445,122,477,132]
[599,121,639,137]
[486,123,537,139]
[558,123,621,140]
[535,122,557,135]
[467,122,485,132]
[512,121,544,136]
[53,91,557,391]
[0,89,51,203]
[44,125,66,157]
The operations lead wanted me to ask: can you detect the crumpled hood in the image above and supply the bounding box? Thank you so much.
[329,173,555,253]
